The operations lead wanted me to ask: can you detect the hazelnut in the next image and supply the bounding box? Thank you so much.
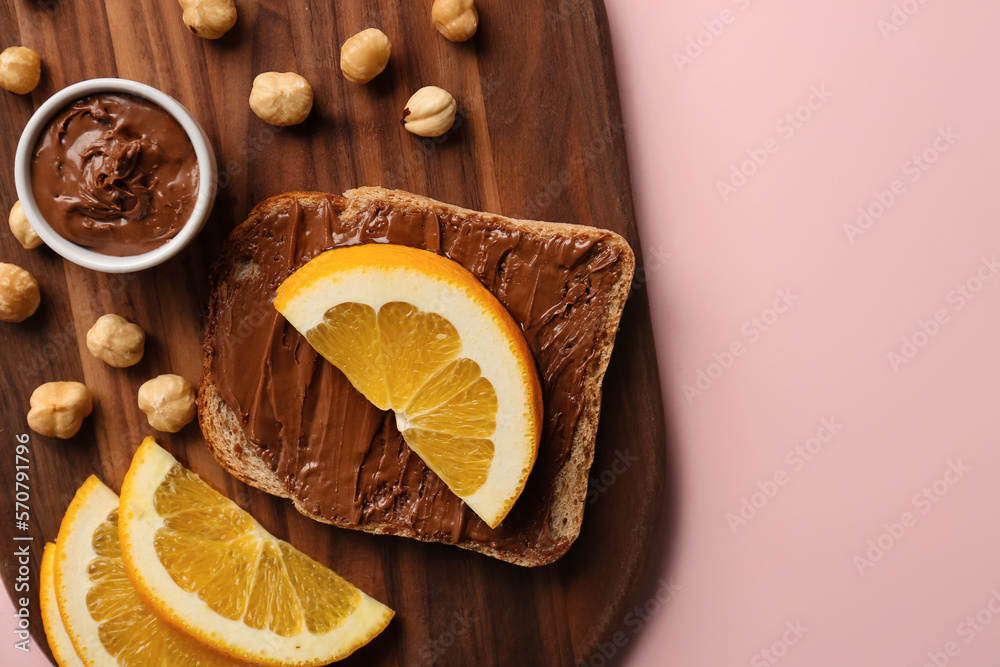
[28,382,93,439]
[177,0,237,40]
[9,201,43,250]
[340,28,392,84]
[432,0,479,42]
[249,72,314,126]
[0,263,40,323]
[86,314,146,368]
[402,86,457,137]
[138,374,196,433]
[0,46,41,95]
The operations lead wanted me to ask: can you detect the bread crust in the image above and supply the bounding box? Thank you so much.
[198,187,635,566]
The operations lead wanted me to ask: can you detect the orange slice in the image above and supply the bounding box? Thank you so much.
[275,243,543,527]
[118,438,393,666]
[40,543,85,667]
[52,476,239,666]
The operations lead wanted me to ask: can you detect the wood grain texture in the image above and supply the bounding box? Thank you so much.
[0,1,667,665]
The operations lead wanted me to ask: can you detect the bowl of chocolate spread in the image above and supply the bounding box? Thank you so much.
[14,78,217,272]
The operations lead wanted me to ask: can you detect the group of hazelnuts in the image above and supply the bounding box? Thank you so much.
[0,0,479,124]
[20,312,198,440]
[173,0,479,135]
[1,201,196,439]
[0,0,481,440]
[246,0,477,136]
[0,221,194,439]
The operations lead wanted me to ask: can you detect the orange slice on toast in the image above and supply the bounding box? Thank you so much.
[274,244,543,528]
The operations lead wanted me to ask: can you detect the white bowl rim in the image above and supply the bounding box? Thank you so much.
[13,77,217,273]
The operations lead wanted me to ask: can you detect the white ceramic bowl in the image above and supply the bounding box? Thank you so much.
[14,78,217,273]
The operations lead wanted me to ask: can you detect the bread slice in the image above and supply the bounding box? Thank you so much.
[198,187,634,566]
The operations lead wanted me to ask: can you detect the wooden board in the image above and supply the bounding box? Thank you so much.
[0,1,667,665]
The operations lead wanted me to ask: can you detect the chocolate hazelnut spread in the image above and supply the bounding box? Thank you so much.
[31,93,199,256]
[209,195,625,562]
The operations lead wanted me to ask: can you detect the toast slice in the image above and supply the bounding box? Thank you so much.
[198,187,634,566]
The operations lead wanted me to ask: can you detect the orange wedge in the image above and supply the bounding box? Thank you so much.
[275,244,543,527]
[118,438,393,666]
[52,476,239,666]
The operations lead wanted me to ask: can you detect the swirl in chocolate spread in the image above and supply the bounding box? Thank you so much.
[31,93,199,257]
[209,195,625,562]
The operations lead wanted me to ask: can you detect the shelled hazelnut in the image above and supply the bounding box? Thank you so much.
[249,72,314,126]
[28,382,93,439]
[340,28,392,84]
[86,314,145,368]
[0,262,40,322]
[8,201,43,250]
[432,0,479,42]
[402,86,457,137]
[177,0,237,39]
[0,46,41,95]
[138,374,196,433]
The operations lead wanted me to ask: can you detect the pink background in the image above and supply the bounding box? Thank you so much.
[6,0,1000,665]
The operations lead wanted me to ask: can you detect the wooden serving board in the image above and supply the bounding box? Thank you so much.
[0,1,666,665]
